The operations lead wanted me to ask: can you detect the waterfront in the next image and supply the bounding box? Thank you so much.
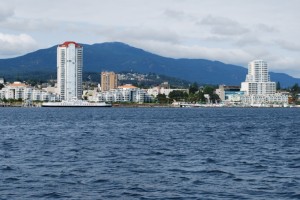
[0,108,299,199]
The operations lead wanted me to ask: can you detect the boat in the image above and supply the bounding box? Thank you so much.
[42,99,112,107]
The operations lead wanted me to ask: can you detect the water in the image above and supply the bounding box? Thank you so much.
[0,107,299,199]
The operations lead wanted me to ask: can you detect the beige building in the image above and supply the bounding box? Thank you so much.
[101,71,118,92]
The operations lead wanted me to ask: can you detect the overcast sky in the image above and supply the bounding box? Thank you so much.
[1,0,300,77]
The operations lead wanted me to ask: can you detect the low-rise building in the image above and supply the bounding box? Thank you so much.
[0,81,59,101]
[147,84,188,98]
[216,85,244,103]
[241,93,288,105]
[96,84,152,103]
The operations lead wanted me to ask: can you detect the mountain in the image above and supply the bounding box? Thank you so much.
[0,42,299,87]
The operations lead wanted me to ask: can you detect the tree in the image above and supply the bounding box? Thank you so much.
[210,93,221,103]
[156,94,168,104]
[203,85,215,95]
[276,82,281,90]
[2,97,8,103]
[291,83,300,92]
[197,91,206,103]
[169,90,188,101]
[189,82,199,94]
[0,84,4,90]
[291,83,300,102]
[202,85,220,103]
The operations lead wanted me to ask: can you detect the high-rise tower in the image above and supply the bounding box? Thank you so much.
[57,41,83,100]
[101,71,118,92]
[241,60,276,95]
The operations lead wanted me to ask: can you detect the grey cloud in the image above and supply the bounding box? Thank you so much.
[268,56,300,77]
[200,15,249,36]
[0,7,14,22]
[163,10,186,19]
[235,36,261,47]
[1,18,60,32]
[163,9,197,21]
[256,24,278,33]
[276,40,300,52]
[95,26,181,45]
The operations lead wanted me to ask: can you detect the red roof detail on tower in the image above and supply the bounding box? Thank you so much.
[59,41,81,48]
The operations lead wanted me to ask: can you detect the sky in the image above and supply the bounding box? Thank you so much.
[1,0,300,77]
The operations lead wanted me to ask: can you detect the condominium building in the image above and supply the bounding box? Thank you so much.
[96,84,152,103]
[240,93,288,105]
[57,41,83,100]
[101,71,118,92]
[241,60,276,95]
[240,60,287,105]
[0,82,59,101]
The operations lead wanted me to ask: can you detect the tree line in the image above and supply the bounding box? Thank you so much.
[156,82,220,104]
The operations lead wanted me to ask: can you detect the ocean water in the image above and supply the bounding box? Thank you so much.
[0,107,299,200]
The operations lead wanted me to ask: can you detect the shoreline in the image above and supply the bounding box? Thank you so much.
[1,102,299,108]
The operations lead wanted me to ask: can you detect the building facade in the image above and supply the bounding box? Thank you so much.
[241,60,276,95]
[0,82,59,101]
[96,84,152,103]
[57,41,83,100]
[216,85,244,103]
[241,93,288,105]
[147,85,189,98]
[240,60,287,105]
[101,71,118,92]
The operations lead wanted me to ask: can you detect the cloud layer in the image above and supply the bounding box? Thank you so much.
[0,33,37,57]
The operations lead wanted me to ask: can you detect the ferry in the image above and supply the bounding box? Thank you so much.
[42,99,112,107]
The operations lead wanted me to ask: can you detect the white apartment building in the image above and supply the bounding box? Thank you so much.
[96,84,152,103]
[241,60,276,95]
[0,82,26,99]
[0,82,59,101]
[57,41,83,100]
[240,60,287,105]
[147,86,188,98]
[241,93,288,105]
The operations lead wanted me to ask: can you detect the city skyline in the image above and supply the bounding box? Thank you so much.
[0,0,300,77]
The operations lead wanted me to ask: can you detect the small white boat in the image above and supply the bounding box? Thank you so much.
[42,99,112,107]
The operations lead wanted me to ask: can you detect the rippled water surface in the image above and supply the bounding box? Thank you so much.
[0,107,300,199]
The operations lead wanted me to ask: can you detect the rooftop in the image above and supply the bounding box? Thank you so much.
[8,81,28,87]
[118,84,137,89]
[59,41,81,48]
